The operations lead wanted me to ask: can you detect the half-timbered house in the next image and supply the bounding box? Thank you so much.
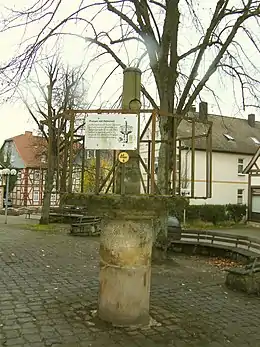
[0,131,81,207]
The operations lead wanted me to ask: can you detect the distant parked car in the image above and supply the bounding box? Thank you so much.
[167,215,182,240]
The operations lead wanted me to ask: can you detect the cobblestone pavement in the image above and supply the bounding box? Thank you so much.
[0,225,259,347]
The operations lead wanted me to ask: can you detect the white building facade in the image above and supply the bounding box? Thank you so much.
[140,112,260,206]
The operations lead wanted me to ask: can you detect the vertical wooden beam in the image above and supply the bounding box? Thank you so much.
[206,130,210,198]
[178,140,182,196]
[120,163,126,194]
[151,111,156,194]
[56,115,60,192]
[95,150,101,194]
[112,150,116,193]
[24,168,29,206]
[171,116,177,196]
[81,136,85,193]
[209,124,213,198]
[248,173,252,221]
[68,113,75,193]
[191,120,195,197]
[147,140,151,194]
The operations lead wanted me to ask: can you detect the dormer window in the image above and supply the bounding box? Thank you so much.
[251,137,260,145]
[224,134,234,141]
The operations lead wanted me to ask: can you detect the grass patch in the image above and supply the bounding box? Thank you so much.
[24,223,69,233]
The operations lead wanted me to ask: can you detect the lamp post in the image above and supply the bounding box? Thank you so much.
[0,168,17,224]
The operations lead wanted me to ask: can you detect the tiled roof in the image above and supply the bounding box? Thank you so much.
[178,114,260,155]
[4,131,83,168]
[8,131,47,168]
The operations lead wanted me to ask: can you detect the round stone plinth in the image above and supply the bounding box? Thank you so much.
[98,217,153,326]
[61,194,168,219]
[94,196,167,326]
[61,194,168,326]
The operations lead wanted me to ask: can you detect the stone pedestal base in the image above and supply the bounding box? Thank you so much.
[60,194,168,326]
[99,218,152,326]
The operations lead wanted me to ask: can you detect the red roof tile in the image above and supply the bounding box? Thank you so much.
[10,131,47,168]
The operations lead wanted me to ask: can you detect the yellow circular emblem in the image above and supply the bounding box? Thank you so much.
[118,152,129,163]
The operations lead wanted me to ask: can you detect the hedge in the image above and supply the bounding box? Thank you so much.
[168,196,189,220]
[226,204,247,223]
[170,198,246,225]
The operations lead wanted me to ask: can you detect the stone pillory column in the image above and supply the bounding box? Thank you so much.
[82,195,167,326]
[121,67,141,195]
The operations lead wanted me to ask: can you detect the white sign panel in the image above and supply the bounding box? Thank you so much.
[85,113,138,150]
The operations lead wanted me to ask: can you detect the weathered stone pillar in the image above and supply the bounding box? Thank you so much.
[99,216,153,325]
[120,67,141,195]
[63,194,167,326]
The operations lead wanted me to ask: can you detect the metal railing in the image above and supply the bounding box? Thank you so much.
[176,230,260,255]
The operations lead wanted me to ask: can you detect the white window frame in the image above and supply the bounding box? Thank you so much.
[51,193,56,202]
[237,158,244,175]
[33,190,40,202]
[237,189,244,205]
[34,171,40,181]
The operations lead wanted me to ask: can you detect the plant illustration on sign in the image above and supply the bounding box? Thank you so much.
[119,121,133,144]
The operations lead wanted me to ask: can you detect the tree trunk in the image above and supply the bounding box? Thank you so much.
[60,136,69,195]
[40,103,56,224]
[153,95,175,260]
[40,138,56,224]
[40,164,55,224]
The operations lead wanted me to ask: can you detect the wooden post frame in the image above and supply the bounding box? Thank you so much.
[62,108,213,199]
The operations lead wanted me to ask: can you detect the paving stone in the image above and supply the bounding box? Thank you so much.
[4,330,20,339]
[24,334,43,343]
[5,337,25,346]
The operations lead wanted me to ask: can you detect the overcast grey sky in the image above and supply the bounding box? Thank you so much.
[0,0,259,145]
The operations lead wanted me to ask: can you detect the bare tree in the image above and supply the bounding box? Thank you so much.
[20,57,89,224]
[1,1,260,193]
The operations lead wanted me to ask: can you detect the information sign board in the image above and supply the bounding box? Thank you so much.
[85,113,138,150]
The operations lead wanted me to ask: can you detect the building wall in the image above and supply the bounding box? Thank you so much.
[1,139,83,207]
[11,168,45,207]
[10,167,82,207]
[188,151,257,205]
[139,141,260,205]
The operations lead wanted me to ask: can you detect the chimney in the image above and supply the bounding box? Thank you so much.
[199,101,208,121]
[248,114,255,127]
[25,131,32,135]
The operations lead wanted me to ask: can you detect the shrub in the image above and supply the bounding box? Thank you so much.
[226,204,246,223]
[186,205,201,221]
[185,204,246,225]
[168,196,189,220]
[186,204,227,225]
[199,204,227,225]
